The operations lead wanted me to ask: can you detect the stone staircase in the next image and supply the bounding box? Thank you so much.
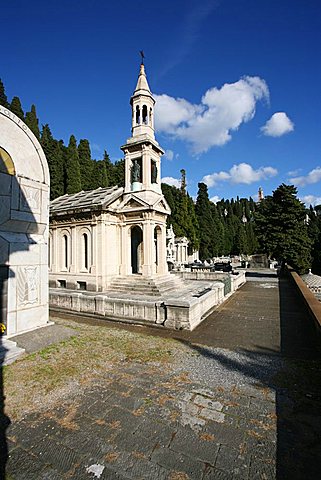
[107,273,184,297]
[0,338,25,365]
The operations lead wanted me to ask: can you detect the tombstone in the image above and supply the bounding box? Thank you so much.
[250,254,269,269]
[0,106,50,336]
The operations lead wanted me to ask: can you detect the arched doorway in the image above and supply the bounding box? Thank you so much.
[131,226,143,274]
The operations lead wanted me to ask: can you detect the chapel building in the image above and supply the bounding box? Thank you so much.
[49,62,171,292]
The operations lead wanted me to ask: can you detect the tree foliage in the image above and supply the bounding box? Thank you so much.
[10,96,24,120]
[78,139,93,190]
[66,135,82,194]
[161,183,200,251]
[0,78,9,108]
[255,184,311,273]
[25,104,40,139]
[41,125,64,199]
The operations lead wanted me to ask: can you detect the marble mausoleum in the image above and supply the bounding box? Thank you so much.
[49,62,244,330]
[0,106,50,337]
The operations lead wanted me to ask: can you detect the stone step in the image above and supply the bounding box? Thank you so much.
[108,274,183,296]
[0,339,25,365]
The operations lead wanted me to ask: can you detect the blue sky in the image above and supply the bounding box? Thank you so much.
[2,0,321,205]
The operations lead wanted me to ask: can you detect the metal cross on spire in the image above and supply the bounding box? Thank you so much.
[140,50,145,64]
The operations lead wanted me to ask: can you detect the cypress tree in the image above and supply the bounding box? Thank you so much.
[25,104,40,139]
[0,78,9,108]
[103,150,113,187]
[112,159,125,187]
[78,139,93,190]
[41,125,64,199]
[10,96,24,120]
[210,202,224,256]
[91,160,108,189]
[66,135,82,194]
[195,183,216,260]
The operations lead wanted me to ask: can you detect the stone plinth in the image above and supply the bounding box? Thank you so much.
[50,278,227,331]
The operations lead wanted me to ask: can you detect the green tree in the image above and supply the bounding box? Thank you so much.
[41,125,64,199]
[10,96,24,120]
[91,160,109,189]
[78,139,93,190]
[161,183,200,251]
[112,159,125,187]
[66,135,82,194]
[103,150,113,187]
[195,183,216,259]
[25,104,40,138]
[0,78,9,108]
[255,184,311,273]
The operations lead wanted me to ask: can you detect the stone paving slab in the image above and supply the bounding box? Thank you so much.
[4,273,321,479]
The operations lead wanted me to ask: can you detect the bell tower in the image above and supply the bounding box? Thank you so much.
[131,63,155,138]
[122,61,163,195]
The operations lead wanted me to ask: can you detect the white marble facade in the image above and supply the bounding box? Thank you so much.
[49,63,171,292]
[0,106,50,336]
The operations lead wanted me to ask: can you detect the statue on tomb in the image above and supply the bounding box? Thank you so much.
[151,161,157,183]
[131,159,141,183]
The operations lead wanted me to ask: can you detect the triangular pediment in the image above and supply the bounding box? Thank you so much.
[154,196,171,213]
[117,194,150,212]
[126,199,146,209]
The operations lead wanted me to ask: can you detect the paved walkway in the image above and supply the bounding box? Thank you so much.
[3,273,321,479]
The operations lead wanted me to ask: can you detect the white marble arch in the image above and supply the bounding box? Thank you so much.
[0,106,50,336]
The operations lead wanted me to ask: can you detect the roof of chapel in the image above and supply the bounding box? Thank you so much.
[50,185,124,216]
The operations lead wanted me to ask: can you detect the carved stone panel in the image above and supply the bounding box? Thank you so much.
[17,265,39,307]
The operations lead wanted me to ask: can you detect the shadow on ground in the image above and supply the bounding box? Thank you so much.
[173,273,321,479]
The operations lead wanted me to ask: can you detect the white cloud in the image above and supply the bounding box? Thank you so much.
[202,163,278,187]
[287,168,301,177]
[300,195,321,207]
[289,167,321,187]
[261,112,294,137]
[154,76,269,154]
[210,195,221,204]
[164,149,174,161]
[161,176,181,188]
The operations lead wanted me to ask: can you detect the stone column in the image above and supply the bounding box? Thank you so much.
[90,224,96,274]
[124,150,131,193]
[51,227,58,273]
[142,220,154,276]
[69,226,77,273]
[120,223,130,276]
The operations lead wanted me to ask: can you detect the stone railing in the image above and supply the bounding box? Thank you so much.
[286,265,321,338]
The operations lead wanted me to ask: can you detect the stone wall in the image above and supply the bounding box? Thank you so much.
[49,280,225,331]
[0,107,50,336]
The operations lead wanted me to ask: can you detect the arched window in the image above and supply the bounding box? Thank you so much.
[149,108,153,127]
[63,235,68,269]
[83,233,88,270]
[0,146,15,175]
[142,105,148,125]
[136,105,140,124]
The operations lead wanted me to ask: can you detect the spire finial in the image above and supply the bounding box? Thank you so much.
[140,50,145,65]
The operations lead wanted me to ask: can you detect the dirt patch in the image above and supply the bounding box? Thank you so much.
[3,316,183,421]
